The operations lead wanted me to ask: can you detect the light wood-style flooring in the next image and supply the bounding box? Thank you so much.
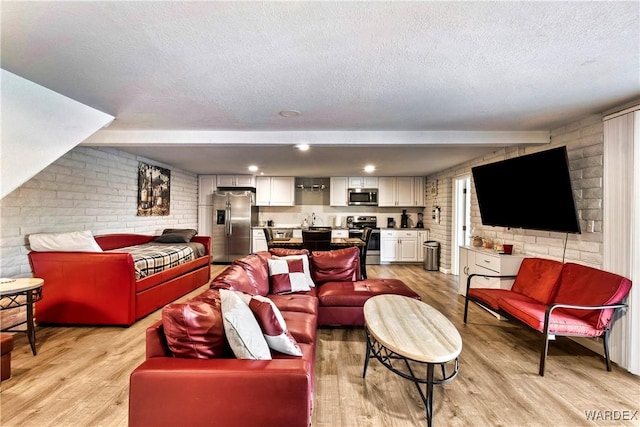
[1,264,638,426]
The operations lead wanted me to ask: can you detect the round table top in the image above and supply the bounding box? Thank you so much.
[364,294,462,364]
[0,278,44,296]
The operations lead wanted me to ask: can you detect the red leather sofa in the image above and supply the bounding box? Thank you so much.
[28,234,211,326]
[129,247,420,427]
[463,257,632,376]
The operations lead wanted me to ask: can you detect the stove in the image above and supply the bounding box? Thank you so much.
[346,216,380,265]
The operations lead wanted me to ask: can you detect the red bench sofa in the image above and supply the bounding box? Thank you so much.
[28,233,211,326]
[463,257,632,376]
[129,247,420,427]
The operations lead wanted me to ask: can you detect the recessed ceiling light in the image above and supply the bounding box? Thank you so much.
[364,165,375,173]
[296,143,310,151]
[279,110,300,118]
[248,165,258,172]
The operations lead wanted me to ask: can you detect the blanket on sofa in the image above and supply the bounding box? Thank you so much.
[108,242,206,279]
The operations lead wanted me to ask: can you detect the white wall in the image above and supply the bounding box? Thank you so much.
[0,146,198,278]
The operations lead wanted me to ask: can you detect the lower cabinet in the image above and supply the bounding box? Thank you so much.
[380,230,419,262]
[252,229,268,253]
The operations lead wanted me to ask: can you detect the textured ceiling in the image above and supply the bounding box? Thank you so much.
[2,1,639,176]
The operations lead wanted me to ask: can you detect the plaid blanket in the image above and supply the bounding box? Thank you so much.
[107,243,196,279]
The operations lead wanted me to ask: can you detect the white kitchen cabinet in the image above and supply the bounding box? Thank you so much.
[414,176,425,207]
[330,177,348,206]
[378,177,418,207]
[216,175,255,188]
[348,176,379,188]
[255,176,295,206]
[458,246,525,318]
[252,229,268,253]
[417,230,429,260]
[198,175,217,205]
[380,230,419,262]
[331,229,348,238]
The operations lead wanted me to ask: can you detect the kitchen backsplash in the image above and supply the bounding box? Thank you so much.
[258,205,425,228]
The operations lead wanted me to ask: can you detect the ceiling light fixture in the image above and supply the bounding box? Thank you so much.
[364,165,375,173]
[279,110,300,118]
[248,165,258,172]
[296,143,310,151]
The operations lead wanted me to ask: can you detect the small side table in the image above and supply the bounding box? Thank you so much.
[0,278,44,355]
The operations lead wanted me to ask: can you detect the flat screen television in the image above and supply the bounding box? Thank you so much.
[471,146,581,234]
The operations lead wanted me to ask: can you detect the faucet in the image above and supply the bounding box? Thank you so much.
[311,212,316,226]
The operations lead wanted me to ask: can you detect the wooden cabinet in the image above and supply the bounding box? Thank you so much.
[348,176,378,188]
[198,175,217,205]
[330,177,348,206]
[458,246,525,317]
[256,177,295,206]
[380,230,419,262]
[252,229,268,253]
[378,177,420,207]
[216,175,255,188]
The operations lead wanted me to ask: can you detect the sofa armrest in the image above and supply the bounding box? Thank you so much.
[465,273,517,295]
[543,302,628,334]
[129,357,313,427]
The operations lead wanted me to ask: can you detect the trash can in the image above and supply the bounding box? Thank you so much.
[423,241,440,271]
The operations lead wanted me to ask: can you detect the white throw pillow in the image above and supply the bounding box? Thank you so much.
[273,254,315,287]
[268,258,312,294]
[28,230,103,252]
[237,293,302,357]
[219,289,271,360]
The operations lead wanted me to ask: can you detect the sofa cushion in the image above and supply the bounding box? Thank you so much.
[233,254,270,296]
[219,289,271,360]
[28,230,103,252]
[268,258,312,294]
[281,311,317,344]
[316,279,420,307]
[310,247,360,284]
[468,288,533,311]
[552,263,632,329]
[267,294,318,315]
[162,290,228,358]
[498,296,604,337]
[510,258,564,304]
[269,248,310,257]
[211,264,258,295]
[238,293,302,357]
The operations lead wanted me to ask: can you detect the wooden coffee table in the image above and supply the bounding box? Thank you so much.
[363,294,462,427]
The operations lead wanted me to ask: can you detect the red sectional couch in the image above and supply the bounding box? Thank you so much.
[129,247,420,427]
[463,257,632,376]
[28,234,211,326]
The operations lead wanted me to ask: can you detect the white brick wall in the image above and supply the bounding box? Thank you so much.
[0,146,199,278]
[425,114,606,271]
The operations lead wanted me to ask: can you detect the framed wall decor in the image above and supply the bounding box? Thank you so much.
[137,162,170,216]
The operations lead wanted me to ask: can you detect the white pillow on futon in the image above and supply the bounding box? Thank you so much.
[28,230,103,252]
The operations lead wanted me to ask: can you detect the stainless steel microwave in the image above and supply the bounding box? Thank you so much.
[348,188,378,206]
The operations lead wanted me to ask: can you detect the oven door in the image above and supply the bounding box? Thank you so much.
[349,229,380,265]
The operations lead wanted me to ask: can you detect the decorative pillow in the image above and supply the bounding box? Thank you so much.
[28,230,103,252]
[237,293,302,356]
[268,258,312,294]
[273,254,315,288]
[154,228,197,243]
[219,289,271,360]
[162,291,227,359]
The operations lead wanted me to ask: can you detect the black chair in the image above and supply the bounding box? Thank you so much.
[263,227,274,248]
[302,230,332,253]
[360,227,372,279]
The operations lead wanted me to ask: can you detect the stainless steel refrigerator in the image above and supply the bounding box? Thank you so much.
[212,189,258,263]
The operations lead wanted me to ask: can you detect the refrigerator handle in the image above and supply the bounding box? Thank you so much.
[226,201,232,236]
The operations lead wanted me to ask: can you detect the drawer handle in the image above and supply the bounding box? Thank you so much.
[484,260,490,264]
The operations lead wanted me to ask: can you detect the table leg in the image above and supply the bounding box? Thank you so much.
[26,291,37,355]
[426,364,434,427]
[362,329,371,378]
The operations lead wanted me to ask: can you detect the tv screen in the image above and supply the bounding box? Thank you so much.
[471,146,581,234]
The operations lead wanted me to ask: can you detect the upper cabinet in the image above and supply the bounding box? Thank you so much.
[379,177,424,207]
[348,176,379,188]
[255,176,295,206]
[198,175,217,205]
[216,175,255,188]
[330,177,348,206]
